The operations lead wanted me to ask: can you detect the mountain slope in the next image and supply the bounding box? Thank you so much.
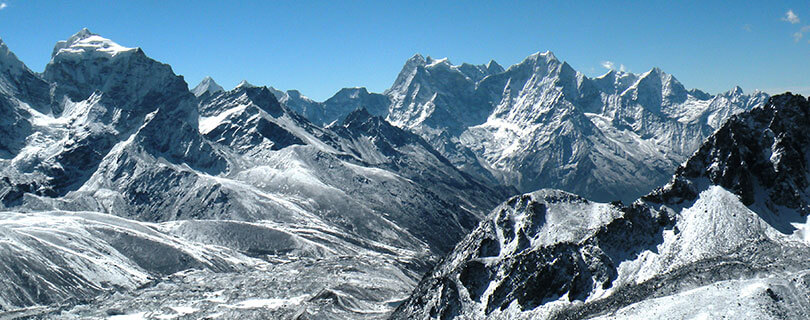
[0,30,509,319]
[391,93,810,320]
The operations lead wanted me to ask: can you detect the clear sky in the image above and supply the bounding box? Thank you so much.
[0,1,808,100]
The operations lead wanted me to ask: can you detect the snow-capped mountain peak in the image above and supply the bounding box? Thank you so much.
[235,79,255,89]
[525,50,559,65]
[406,53,427,66]
[51,28,136,60]
[192,76,224,97]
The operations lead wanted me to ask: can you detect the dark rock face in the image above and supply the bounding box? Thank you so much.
[653,93,810,209]
[392,191,670,319]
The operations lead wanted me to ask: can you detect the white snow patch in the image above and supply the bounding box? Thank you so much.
[108,312,147,320]
[227,295,308,309]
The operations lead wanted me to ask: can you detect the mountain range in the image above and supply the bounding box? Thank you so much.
[0,28,798,320]
[0,29,507,319]
[260,52,768,203]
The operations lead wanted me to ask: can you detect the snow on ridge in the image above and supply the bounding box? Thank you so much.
[192,76,225,97]
[51,29,136,60]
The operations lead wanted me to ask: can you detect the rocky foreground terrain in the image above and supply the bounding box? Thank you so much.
[392,93,810,319]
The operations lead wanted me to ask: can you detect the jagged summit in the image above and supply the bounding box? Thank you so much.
[376,49,769,202]
[525,50,559,63]
[192,76,224,97]
[50,28,136,60]
[406,53,426,64]
[484,59,504,74]
[51,28,95,57]
[341,107,374,127]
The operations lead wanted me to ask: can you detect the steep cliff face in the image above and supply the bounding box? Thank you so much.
[0,37,50,158]
[392,93,810,320]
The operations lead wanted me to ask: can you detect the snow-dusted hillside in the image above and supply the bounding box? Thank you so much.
[0,29,508,319]
[391,93,810,319]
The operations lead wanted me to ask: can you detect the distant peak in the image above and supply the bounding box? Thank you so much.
[649,67,663,74]
[336,87,369,95]
[51,28,135,59]
[235,80,255,89]
[522,50,560,66]
[637,67,669,81]
[732,85,744,95]
[192,76,224,97]
[403,53,428,69]
[284,89,315,103]
[72,28,95,40]
[485,59,504,73]
[342,107,375,127]
[408,53,426,63]
[286,89,302,97]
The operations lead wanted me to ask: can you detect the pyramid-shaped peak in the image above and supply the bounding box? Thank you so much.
[636,67,680,84]
[408,53,426,63]
[235,80,255,89]
[72,28,95,40]
[401,53,428,70]
[485,59,504,73]
[343,107,375,126]
[192,76,224,97]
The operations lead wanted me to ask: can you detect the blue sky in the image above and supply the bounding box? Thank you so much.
[0,1,808,100]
